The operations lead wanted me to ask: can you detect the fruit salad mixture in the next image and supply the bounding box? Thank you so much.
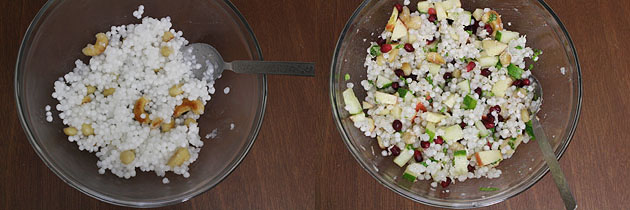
[343,0,542,188]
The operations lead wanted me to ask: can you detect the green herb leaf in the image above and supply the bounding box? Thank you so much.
[429,157,437,162]
[403,173,417,182]
[466,30,473,35]
[398,88,409,98]
[406,144,414,150]
[440,107,446,113]
[425,76,433,85]
[528,64,534,71]
[344,73,350,81]
[488,13,497,23]
[495,59,503,69]
[368,80,375,86]
[525,120,536,140]
[370,45,382,57]
[428,98,434,103]
[482,90,495,98]
[426,129,435,143]
[443,147,448,153]
[480,187,499,192]
[515,46,523,50]
[421,162,428,167]
[395,44,404,49]
[507,64,524,79]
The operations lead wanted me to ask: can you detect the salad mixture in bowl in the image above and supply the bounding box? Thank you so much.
[342,0,542,188]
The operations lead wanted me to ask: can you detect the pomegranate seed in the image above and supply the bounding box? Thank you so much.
[512,79,522,87]
[466,61,476,72]
[484,24,493,34]
[376,37,386,46]
[460,122,467,129]
[428,8,436,15]
[381,44,392,53]
[487,141,492,147]
[391,82,400,90]
[392,120,402,132]
[394,3,403,13]
[390,145,401,156]
[489,105,501,114]
[467,165,475,173]
[498,115,505,122]
[428,14,437,23]
[441,177,452,188]
[464,20,478,32]
[483,115,495,129]
[421,141,430,149]
[474,87,482,97]
[404,43,415,52]
[426,38,436,45]
[443,72,453,80]
[414,150,423,162]
[394,69,404,77]
[484,121,495,129]
[435,136,444,145]
[521,78,531,86]
[480,68,491,77]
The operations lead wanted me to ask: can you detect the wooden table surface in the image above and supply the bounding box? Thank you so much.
[2,0,628,209]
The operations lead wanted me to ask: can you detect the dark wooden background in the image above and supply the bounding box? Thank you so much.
[1,0,628,209]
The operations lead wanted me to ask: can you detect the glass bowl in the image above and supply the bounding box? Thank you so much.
[330,0,581,208]
[15,0,266,208]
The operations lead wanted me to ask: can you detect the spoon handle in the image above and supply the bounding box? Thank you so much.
[532,117,577,210]
[228,61,315,77]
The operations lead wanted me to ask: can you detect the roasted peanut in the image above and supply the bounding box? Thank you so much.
[162,31,174,42]
[406,16,422,30]
[167,147,190,167]
[160,46,173,57]
[86,85,96,95]
[169,84,184,97]
[103,88,116,97]
[402,132,416,144]
[399,6,411,25]
[499,51,512,67]
[82,33,109,56]
[184,118,196,127]
[482,11,503,36]
[81,96,92,104]
[81,123,94,136]
[173,99,204,117]
[427,52,445,64]
[63,127,78,136]
[120,150,135,165]
[150,117,163,129]
[161,118,175,132]
[134,97,151,124]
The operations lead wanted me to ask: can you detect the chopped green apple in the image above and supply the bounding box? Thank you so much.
[435,2,447,21]
[394,148,414,167]
[520,108,530,122]
[391,19,408,40]
[375,91,398,105]
[377,136,386,149]
[458,11,471,25]
[491,78,513,97]
[482,40,508,56]
[343,88,362,114]
[453,150,469,175]
[496,30,519,43]
[428,63,441,75]
[457,80,470,94]
[403,163,424,182]
[386,7,399,32]
[478,56,499,68]
[475,120,489,137]
[472,8,484,21]
[390,105,402,119]
[474,150,503,166]
[362,101,374,109]
[349,112,366,123]
[443,94,458,108]
[417,1,432,13]
[376,75,393,88]
[425,112,447,123]
[442,125,464,142]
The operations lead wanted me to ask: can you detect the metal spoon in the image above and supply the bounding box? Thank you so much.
[182,43,315,81]
[530,76,577,210]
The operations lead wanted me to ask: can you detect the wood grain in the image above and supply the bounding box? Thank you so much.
[1,0,628,209]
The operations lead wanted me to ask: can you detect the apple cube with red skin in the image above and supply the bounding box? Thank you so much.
[474,150,502,166]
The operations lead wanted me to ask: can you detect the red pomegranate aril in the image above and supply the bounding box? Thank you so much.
[467,165,475,173]
[512,79,522,87]
[376,37,386,46]
[498,115,505,122]
[441,177,452,188]
[426,38,436,45]
[391,82,400,90]
[394,69,405,77]
[521,78,531,86]
[390,145,401,156]
[428,14,437,23]
[480,68,491,77]
[466,62,476,72]
[489,105,501,114]
[474,87,482,97]
[484,24,493,34]
[392,120,403,132]
[435,136,444,145]
[484,121,495,129]
[428,8,437,15]
[404,43,415,52]
[414,150,423,162]
[421,141,430,149]
[381,44,393,53]
[460,122,467,129]
[394,3,403,13]
[443,72,453,80]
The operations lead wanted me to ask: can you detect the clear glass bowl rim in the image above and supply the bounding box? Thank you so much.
[13,0,267,207]
[329,0,582,208]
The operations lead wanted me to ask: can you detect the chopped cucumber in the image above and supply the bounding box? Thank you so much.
[343,88,362,114]
[394,148,414,167]
[457,80,471,94]
[462,95,477,110]
[525,120,536,140]
[375,91,398,105]
[442,125,464,142]
[397,88,410,98]
[453,150,468,175]
[475,120,489,137]
[376,75,393,89]
[403,163,424,182]
[507,64,524,79]
[479,56,499,68]
[497,30,519,43]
